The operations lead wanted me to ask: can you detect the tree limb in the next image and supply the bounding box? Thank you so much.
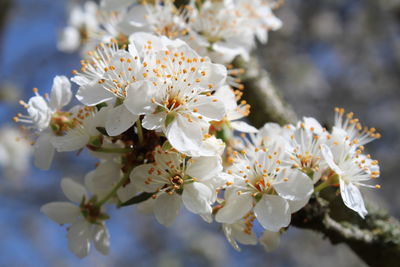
[238,56,400,266]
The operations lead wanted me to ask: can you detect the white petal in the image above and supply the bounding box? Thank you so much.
[229,222,257,246]
[126,5,147,28]
[142,113,164,131]
[154,193,181,227]
[100,0,132,10]
[191,95,226,121]
[40,202,80,224]
[166,115,207,155]
[214,85,237,111]
[212,42,248,63]
[137,198,155,215]
[274,170,313,201]
[67,221,91,258]
[88,161,122,201]
[194,136,226,157]
[288,196,311,213]
[124,81,156,115]
[302,117,323,135]
[57,26,80,52]
[321,144,343,175]
[254,195,290,232]
[182,183,213,216]
[50,75,72,109]
[186,156,222,180]
[215,189,253,224]
[198,61,227,88]
[340,179,368,218]
[259,231,281,252]
[33,133,55,170]
[105,105,138,136]
[51,130,89,152]
[117,182,138,203]
[130,163,162,192]
[76,82,114,106]
[222,224,241,251]
[129,32,166,55]
[92,224,110,255]
[27,96,51,130]
[231,121,259,133]
[61,178,88,203]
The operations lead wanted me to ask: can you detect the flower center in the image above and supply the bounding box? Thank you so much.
[166,98,183,110]
[50,111,73,136]
[170,174,184,186]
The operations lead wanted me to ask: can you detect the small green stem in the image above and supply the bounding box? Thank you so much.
[136,119,144,144]
[89,147,134,153]
[314,180,330,193]
[96,170,131,207]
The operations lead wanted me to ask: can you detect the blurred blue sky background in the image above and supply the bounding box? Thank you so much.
[0,0,399,266]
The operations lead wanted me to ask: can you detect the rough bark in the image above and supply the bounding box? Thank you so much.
[237,56,400,266]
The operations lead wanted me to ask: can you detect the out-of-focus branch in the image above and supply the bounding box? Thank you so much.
[234,56,297,127]
[239,55,400,267]
[0,0,11,47]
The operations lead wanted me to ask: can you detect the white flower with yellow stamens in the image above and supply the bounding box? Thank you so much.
[320,138,380,218]
[14,76,72,170]
[58,1,100,53]
[124,32,227,155]
[234,0,282,44]
[216,147,313,232]
[41,178,110,258]
[285,117,326,183]
[186,0,282,64]
[51,106,108,152]
[127,0,190,40]
[130,146,224,226]
[222,213,257,251]
[333,107,381,148]
[72,40,144,136]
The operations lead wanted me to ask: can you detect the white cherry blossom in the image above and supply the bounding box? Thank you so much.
[130,146,224,226]
[15,76,72,169]
[124,33,227,155]
[51,106,108,152]
[222,213,257,251]
[41,178,110,258]
[216,147,313,232]
[320,142,379,218]
[0,126,32,179]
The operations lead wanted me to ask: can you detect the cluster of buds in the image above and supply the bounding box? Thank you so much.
[14,0,382,258]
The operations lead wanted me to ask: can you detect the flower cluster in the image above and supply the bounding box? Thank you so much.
[59,0,282,64]
[13,0,382,259]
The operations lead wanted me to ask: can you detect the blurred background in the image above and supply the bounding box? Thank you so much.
[0,0,399,266]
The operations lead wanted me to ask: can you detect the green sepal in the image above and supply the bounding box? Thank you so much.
[118,192,155,208]
[88,135,103,148]
[96,102,108,111]
[96,127,109,136]
[254,193,263,202]
[165,112,177,127]
[162,141,173,151]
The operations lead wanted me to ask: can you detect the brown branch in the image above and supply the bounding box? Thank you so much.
[0,0,11,53]
[238,56,400,267]
[235,56,297,127]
